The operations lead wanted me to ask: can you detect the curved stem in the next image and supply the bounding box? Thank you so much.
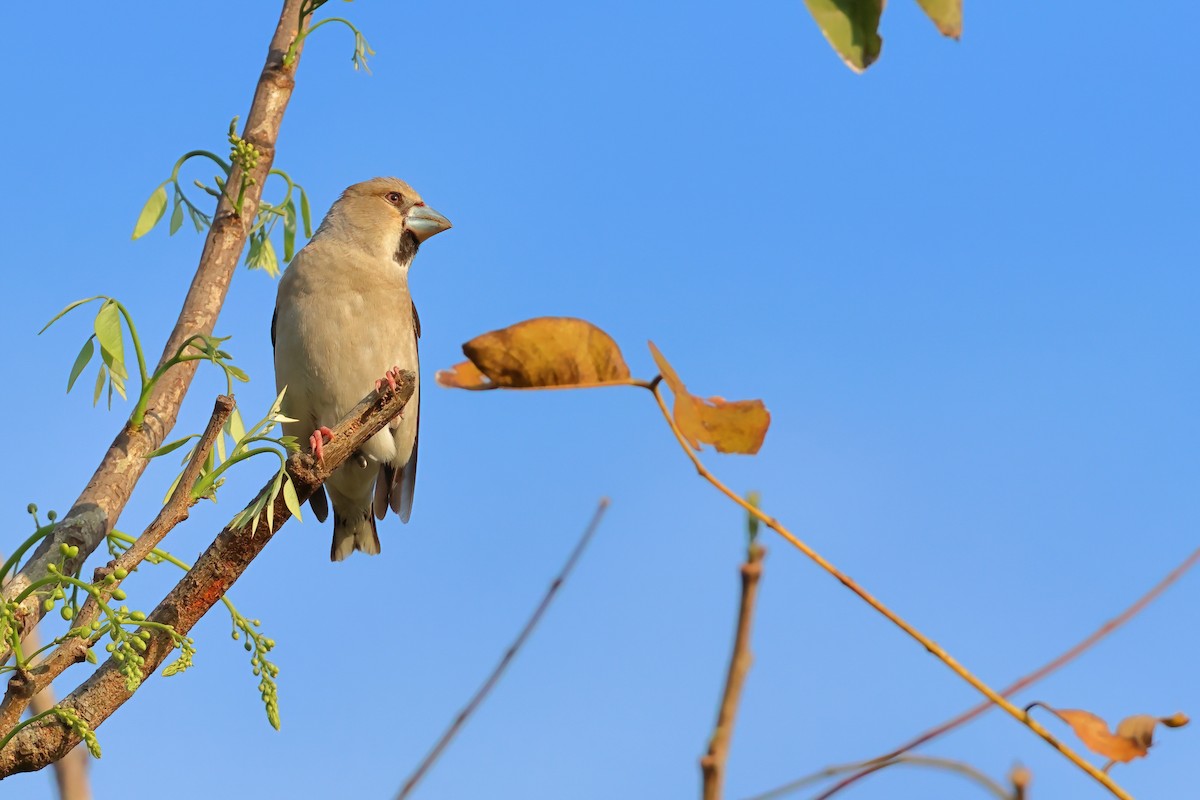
[284,17,354,65]
[644,383,1131,800]
[0,527,54,585]
[168,150,231,182]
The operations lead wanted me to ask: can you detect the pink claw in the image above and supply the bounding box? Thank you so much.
[375,366,402,394]
[309,426,335,463]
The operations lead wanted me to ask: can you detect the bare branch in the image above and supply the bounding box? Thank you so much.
[743,755,1012,800]
[0,375,415,777]
[701,542,766,800]
[0,398,234,729]
[748,542,1200,800]
[646,383,1133,800]
[395,499,611,800]
[0,0,311,664]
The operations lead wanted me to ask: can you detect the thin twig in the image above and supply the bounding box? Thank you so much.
[395,499,611,800]
[745,754,1012,800]
[751,542,1200,800]
[645,384,1131,800]
[0,0,311,665]
[0,376,415,777]
[0,398,234,731]
[701,541,766,800]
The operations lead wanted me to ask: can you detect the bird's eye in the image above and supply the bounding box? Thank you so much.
[386,192,404,205]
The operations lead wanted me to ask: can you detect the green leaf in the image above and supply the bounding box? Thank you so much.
[802,0,884,73]
[215,424,227,465]
[916,0,962,38]
[282,475,302,521]
[93,364,107,406]
[169,196,184,235]
[39,297,101,334]
[67,337,95,393]
[226,365,250,383]
[188,205,208,232]
[299,187,313,237]
[259,236,279,278]
[94,301,128,381]
[266,473,283,531]
[227,408,246,443]
[146,435,200,459]
[283,199,297,262]
[132,185,169,240]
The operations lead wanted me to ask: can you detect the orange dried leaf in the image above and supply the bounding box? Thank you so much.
[1054,709,1146,763]
[648,342,770,455]
[435,360,494,390]
[456,317,631,389]
[1031,704,1189,767]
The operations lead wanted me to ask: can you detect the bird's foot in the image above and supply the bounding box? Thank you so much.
[375,366,403,394]
[309,426,335,463]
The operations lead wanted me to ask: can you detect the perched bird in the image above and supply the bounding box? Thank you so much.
[272,177,452,560]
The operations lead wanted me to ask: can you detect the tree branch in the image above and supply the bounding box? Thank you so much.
[748,542,1200,800]
[25,629,90,800]
[645,384,1132,800]
[0,374,415,778]
[0,398,234,730]
[701,542,765,800]
[395,499,611,800]
[0,0,310,664]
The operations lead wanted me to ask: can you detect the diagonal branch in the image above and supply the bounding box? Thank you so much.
[0,397,234,732]
[747,542,1200,800]
[395,499,611,800]
[701,541,766,800]
[25,630,90,800]
[645,383,1132,800]
[0,374,415,777]
[0,0,311,665]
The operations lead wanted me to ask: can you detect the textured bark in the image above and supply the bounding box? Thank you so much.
[0,375,415,777]
[0,0,309,664]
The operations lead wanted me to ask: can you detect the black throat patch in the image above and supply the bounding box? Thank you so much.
[394,230,420,266]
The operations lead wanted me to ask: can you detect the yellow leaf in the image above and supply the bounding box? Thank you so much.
[648,342,770,455]
[435,360,494,390]
[1031,704,1189,768]
[453,317,631,389]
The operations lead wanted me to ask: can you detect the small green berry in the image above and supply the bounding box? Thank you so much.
[113,567,128,579]
[42,599,55,612]
[111,589,127,601]
[60,606,74,621]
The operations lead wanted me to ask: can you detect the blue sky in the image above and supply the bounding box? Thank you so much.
[3,2,1198,798]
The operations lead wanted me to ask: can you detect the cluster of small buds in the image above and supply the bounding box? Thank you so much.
[228,124,261,182]
[162,631,197,679]
[52,707,101,758]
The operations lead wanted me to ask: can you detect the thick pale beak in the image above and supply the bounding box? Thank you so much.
[406,204,452,242]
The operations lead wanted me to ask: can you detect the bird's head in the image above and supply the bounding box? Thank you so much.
[321,177,452,265]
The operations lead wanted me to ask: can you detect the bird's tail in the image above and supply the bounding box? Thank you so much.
[330,508,381,562]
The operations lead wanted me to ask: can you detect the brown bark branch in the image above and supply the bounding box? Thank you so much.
[0,0,310,664]
[0,374,415,778]
[395,499,611,800]
[24,628,91,800]
[0,398,234,730]
[743,543,1200,800]
[701,543,766,800]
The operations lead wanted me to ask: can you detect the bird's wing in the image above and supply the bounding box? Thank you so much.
[273,275,329,522]
[374,301,420,522]
[393,380,418,523]
[392,301,420,521]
